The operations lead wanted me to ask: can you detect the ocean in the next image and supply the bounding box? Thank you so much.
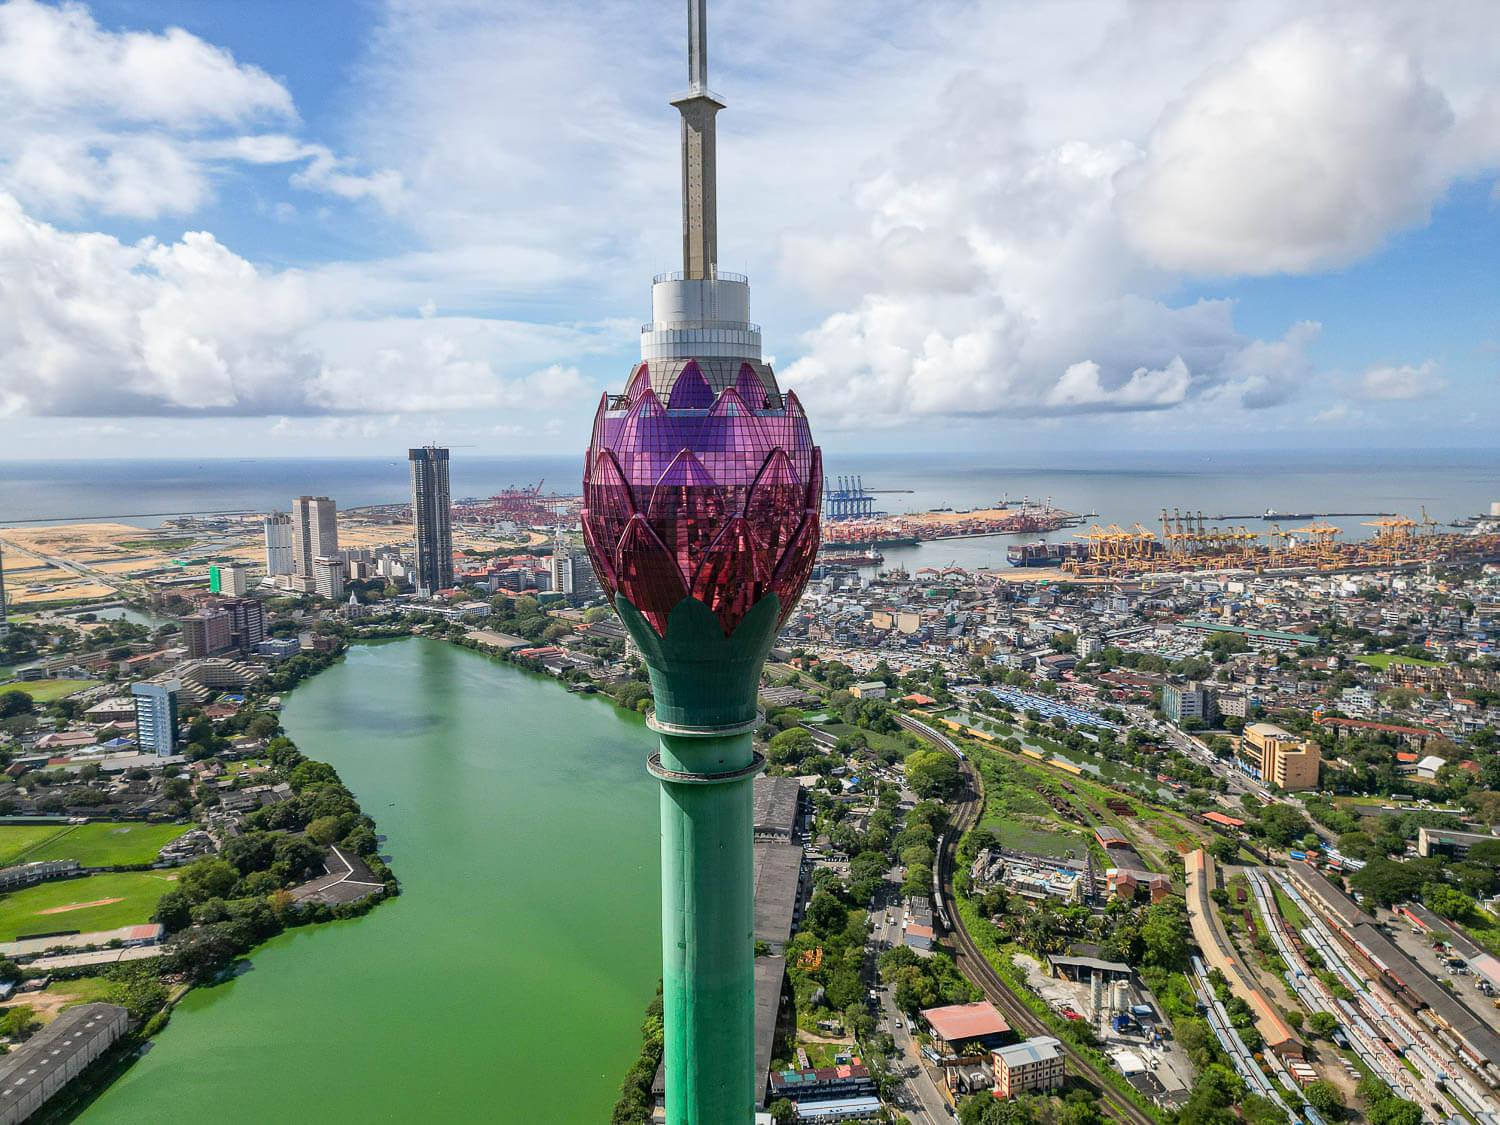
[1,449,1495,570]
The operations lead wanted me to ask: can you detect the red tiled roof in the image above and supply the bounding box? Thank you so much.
[920,1001,1011,1042]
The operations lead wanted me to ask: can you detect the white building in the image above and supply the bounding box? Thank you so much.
[313,556,345,599]
[263,512,295,577]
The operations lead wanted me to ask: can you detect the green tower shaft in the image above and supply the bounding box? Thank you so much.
[619,595,783,1123]
[652,727,759,1123]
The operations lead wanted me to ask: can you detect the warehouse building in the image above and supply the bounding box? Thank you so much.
[0,1003,130,1125]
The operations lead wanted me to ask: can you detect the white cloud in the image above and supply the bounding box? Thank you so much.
[1046,358,1192,411]
[0,192,611,417]
[1355,361,1447,401]
[1118,21,1495,275]
[0,0,398,218]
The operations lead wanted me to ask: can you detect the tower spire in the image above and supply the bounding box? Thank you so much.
[672,0,722,280]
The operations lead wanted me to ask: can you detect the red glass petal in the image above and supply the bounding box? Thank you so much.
[745,448,804,577]
[690,516,768,635]
[804,446,824,512]
[580,514,618,594]
[646,450,728,581]
[615,514,689,636]
[586,449,637,567]
[770,512,820,624]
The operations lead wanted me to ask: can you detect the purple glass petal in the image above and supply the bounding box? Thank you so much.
[734,363,767,408]
[770,512,820,624]
[745,448,804,575]
[666,361,713,410]
[586,449,637,569]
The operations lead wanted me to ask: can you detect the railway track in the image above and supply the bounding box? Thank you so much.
[896,713,1160,1125]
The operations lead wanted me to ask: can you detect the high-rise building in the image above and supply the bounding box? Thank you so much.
[291,497,338,579]
[569,549,603,600]
[180,608,233,658]
[1163,681,1217,725]
[1243,722,1322,791]
[0,540,8,641]
[549,530,573,595]
[409,447,454,596]
[132,680,180,757]
[220,598,267,653]
[263,512,295,577]
[208,564,249,597]
[578,5,821,1119]
[313,556,346,599]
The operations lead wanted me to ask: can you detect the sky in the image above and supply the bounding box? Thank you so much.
[0,0,1496,460]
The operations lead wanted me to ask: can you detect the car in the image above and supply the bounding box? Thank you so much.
[895,1020,902,1029]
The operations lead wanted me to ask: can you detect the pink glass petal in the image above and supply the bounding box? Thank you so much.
[625,364,652,402]
[804,447,824,512]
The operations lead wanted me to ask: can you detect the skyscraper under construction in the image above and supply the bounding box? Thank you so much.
[409,446,454,596]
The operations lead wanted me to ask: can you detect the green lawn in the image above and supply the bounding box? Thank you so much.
[0,871,178,940]
[0,826,71,868]
[0,679,94,703]
[50,976,115,1011]
[1353,653,1441,670]
[23,823,190,867]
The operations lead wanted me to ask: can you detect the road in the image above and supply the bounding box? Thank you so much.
[865,866,947,1123]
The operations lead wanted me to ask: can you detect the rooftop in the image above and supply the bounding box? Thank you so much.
[992,1036,1064,1067]
[920,1000,1011,1043]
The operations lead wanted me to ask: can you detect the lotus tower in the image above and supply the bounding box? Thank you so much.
[578,1,822,1121]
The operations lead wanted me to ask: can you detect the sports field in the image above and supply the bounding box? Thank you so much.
[0,826,72,868]
[0,871,177,940]
[1353,653,1441,670]
[0,680,93,703]
[17,823,190,867]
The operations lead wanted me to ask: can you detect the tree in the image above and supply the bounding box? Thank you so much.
[905,748,960,799]
[306,816,343,846]
[0,691,33,719]
[769,1100,797,1124]
[1424,882,1475,922]
[1304,1081,1345,1118]
[767,728,815,766]
[1349,859,1428,906]
[0,1005,37,1041]
[1307,1011,1338,1039]
[806,892,848,940]
[1139,899,1189,970]
[1367,1099,1422,1125]
[179,857,238,903]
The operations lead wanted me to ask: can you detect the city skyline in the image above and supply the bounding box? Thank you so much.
[0,0,1496,460]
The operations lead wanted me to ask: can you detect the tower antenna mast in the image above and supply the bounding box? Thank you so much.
[672,0,722,280]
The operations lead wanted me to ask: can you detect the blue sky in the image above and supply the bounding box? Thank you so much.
[0,0,1496,459]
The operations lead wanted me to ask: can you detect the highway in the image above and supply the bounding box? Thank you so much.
[895,712,1162,1125]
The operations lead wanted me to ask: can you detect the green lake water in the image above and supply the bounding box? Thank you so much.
[80,637,662,1123]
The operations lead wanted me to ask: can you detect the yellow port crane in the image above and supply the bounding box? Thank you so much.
[1130,523,1159,560]
[1362,515,1417,544]
[1419,506,1442,537]
[1289,521,1341,550]
[1161,508,1192,555]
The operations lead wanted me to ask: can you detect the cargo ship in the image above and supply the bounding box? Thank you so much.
[817,547,884,567]
[1007,542,1090,567]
